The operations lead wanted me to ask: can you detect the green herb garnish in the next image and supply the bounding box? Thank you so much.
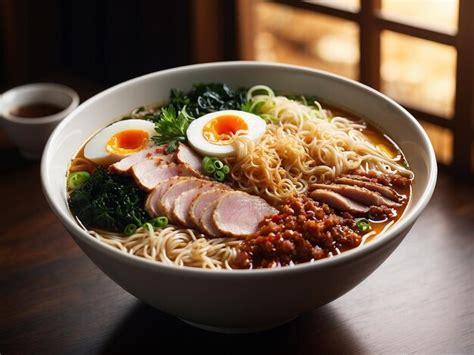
[152,105,194,153]
[355,218,372,233]
[67,171,90,190]
[151,216,168,228]
[124,223,138,236]
[214,170,226,182]
[142,222,154,233]
[202,156,230,182]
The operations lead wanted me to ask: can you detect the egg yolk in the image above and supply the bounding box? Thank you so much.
[203,115,248,145]
[107,130,149,155]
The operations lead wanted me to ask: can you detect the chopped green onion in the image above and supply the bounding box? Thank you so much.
[142,222,154,233]
[355,218,372,233]
[213,160,224,170]
[204,163,216,174]
[202,156,212,167]
[202,156,230,181]
[67,171,90,190]
[151,216,168,228]
[124,223,138,236]
[214,170,226,181]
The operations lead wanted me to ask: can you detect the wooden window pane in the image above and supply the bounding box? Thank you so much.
[255,2,359,80]
[305,0,360,11]
[381,0,458,32]
[381,31,456,118]
[420,120,453,164]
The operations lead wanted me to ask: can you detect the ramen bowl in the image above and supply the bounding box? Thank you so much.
[41,62,437,333]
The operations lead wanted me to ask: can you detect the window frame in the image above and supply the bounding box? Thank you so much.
[238,0,474,175]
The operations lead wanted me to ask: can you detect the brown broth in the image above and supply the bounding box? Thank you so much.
[329,107,411,245]
[11,102,64,118]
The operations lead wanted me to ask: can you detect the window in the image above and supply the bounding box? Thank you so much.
[238,0,474,175]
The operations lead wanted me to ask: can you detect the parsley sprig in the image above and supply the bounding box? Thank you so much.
[152,105,194,153]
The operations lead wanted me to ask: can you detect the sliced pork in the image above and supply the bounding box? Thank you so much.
[109,146,167,174]
[213,191,279,238]
[176,143,203,174]
[130,153,175,178]
[311,183,400,207]
[310,189,369,215]
[199,200,222,238]
[145,176,187,217]
[335,176,403,202]
[134,163,198,191]
[172,183,216,226]
[157,178,203,220]
[189,189,228,228]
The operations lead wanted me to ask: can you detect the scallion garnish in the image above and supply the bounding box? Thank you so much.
[355,218,372,233]
[142,222,154,233]
[124,223,138,236]
[213,160,224,170]
[202,156,230,182]
[214,170,226,181]
[151,216,168,228]
[67,171,90,190]
[204,163,216,174]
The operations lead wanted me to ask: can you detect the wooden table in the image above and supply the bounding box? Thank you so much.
[1,131,473,354]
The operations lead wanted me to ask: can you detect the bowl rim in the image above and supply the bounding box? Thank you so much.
[41,61,437,277]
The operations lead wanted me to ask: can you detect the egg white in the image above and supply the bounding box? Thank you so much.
[186,110,266,157]
[84,119,155,165]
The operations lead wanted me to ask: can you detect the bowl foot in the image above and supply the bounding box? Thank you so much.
[179,315,298,334]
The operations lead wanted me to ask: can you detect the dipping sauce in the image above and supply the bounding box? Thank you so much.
[10,102,64,118]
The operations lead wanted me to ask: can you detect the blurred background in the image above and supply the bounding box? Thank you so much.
[1,0,473,176]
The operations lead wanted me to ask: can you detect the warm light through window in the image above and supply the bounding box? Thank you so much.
[381,0,459,32]
[381,31,456,118]
[255,2,359,80]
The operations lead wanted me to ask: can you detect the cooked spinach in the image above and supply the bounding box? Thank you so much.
[168,83,247,118]
[69,167,149,233]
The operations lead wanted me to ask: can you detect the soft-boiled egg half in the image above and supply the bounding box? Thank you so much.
[186,110,266,157]
[84,119,155,165]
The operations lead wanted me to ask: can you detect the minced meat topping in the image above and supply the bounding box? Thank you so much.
[233,195,363,269]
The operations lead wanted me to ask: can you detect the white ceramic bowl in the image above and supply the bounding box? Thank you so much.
[41,62,437,333]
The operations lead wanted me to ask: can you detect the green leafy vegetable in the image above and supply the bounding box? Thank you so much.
[69,167,149,234]
[152,105,193,153]
[67,171,90,190]
[355,218,372,233]
[169,83,247,118]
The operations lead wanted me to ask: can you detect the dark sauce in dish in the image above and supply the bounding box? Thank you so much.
[10,102,64,118]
